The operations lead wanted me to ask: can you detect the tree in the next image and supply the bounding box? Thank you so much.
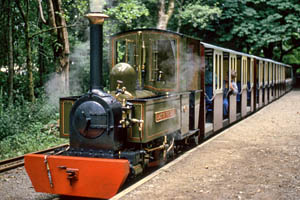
[176,0,221,34]
[157,0,175,29]
[106,0,149,31]
[197,0,300,61]
[16,0,35,102]
[44,0,70,92]
[7,0,14,104]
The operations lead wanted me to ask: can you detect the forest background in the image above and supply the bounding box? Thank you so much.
[0,0,299,160]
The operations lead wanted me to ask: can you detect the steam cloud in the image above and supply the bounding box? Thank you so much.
[45,29,90,109]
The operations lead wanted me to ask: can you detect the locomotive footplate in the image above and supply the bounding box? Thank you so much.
[24,154,130,199]
[62,147,143,166]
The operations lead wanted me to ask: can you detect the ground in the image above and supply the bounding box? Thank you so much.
[0,89,300,200]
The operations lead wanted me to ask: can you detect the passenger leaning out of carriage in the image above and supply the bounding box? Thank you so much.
[223,71,238,116]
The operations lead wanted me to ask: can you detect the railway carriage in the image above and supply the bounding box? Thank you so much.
[24,10,293,200]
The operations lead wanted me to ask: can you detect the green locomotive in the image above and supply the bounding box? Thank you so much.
[60,29,204,169]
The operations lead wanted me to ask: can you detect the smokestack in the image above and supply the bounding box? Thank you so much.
[86,1,108,91]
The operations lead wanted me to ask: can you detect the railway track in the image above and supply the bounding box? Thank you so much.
[0,144,69,173]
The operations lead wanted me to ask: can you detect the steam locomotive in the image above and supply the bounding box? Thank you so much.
[24,9,293,200]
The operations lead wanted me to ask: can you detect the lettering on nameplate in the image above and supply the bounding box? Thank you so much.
[155,108,176,123]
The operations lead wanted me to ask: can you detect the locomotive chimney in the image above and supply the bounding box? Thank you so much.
[86,0,108,91]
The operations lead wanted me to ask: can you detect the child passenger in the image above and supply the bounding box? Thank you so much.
[230,71,238,95]
[223,71,238,116]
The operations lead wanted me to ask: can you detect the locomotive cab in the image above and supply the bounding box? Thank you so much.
[109,29,203,145]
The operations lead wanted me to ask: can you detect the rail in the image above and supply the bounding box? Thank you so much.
[0,143,69,173]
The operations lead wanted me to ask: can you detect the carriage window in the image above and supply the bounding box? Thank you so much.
[219,55,222,89]
[250,59,254,85]
[259,61,263,85]
[205,57,213,85]
[265,62,268,84]
[230,55,237,83]
[116,39,136,67]
[213,51,223,91]
[152,39,176,83]
[242,57,247,87]
[214,54,218,90]
[269,63,273,83]
[276,65,278,82]
[274,65,276,82]
[286,67,291,79]
[276,65,279,82]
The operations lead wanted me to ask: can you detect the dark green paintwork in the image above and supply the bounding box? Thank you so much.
[128,95,181,143]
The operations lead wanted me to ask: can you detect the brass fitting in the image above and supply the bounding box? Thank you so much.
[85,13,109,24]
[131,118,144,132]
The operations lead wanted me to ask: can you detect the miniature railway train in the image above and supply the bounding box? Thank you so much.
[24,11,293,200]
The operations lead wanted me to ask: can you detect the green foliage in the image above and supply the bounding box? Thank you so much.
[105,0,149,32]
[0,128,66,160]
[106,0,149,28]
[179,3,221,30]
[0,97,66,160]
[283,48,300,65]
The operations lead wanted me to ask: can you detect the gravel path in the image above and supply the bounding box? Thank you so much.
[0,167,55,200]
[0,89,299,200]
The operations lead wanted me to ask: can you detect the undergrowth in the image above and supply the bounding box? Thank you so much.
[0,96,67,160]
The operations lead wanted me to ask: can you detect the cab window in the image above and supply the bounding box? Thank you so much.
[115,39,136,67]
[152,39,176,83]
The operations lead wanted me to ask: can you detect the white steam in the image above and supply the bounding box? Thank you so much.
[45,29,90,109]
[45,73,69,108]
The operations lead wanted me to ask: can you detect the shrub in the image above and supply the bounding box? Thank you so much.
[0,96,67,160]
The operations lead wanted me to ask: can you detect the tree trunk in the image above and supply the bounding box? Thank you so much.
[263,44,274,59]
[25,0,35,102]
[8,0,14,104]
[38,18,45,87]
[51,0,70,93]
[176,0,184,32]
[157,0,175,30]
[279,41,300,62]
[17,0,35,102]
[47,0,57,35]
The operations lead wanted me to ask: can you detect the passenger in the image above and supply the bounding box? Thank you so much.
[223,71,238,116]
[230,71,238,95]
[223,78,229,116]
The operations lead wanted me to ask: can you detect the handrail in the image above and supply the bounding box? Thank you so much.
[247,86,252,93]
[204,93,216,102]
[238,87,243,95]
[225,89,232,98]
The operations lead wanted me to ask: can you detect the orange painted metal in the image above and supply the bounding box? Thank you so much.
[24,154,130,199]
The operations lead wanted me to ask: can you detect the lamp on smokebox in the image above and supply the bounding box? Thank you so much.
[85,0,109,92]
